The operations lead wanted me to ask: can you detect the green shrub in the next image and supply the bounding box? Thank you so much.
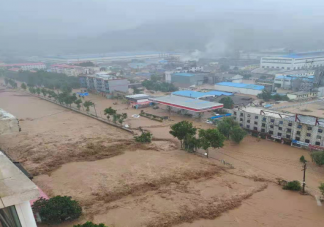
[311,151,324,166]
[319,183,324,196]
[283,181,301,191]
[74,221,108,227]
[300,155,307,163]
[32,196,82,225]
[134,132,152,143]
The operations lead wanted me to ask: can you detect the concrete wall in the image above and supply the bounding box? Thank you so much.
[108,79,130,93]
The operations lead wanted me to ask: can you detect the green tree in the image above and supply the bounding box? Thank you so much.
[257,90,272,101]
[74,222,108,227]
[300,155,307,163]
[75,99,83,109]
[170,121,197,148]
[21,83,27,90]
[183,134,200,153]
[36,87,41,96]
[319,183,324,197]
[29,87,35,94]
[133,87,141,94]
[32,196,82,225]
[199,128,225,157]
[219,97,234,109]
[283,181,301,191]
[311,151,324,166]
[104,107,117,116]
[134,132,152,143]
[41,88,47,97]
[230,126,247,144]
[83,101,94,112]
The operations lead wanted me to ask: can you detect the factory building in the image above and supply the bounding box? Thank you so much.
[79,72,130,94]
[261,51,324,70]
[228,107,324,149]
[171,90,232,100]
[273,74,314,89]
[171,72,211,87]
[214,82,264,96]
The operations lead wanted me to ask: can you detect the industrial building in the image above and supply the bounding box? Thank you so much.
[287,91,318,100]
[261,51,324,70]
[50,64,99,77]
[171,90,232,99]
[79,72,130,94]
[214,82,264,96]
[171,72,212,87]
[228,107,324,149]
[149,95,223,113]
[273,74,314,90]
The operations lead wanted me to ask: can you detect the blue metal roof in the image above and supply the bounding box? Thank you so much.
[172,73,195,77]
[216,82,264,90]
[281,51,324,59]
[172,90,233,98]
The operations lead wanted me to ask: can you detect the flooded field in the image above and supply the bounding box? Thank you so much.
[1,89,324,227]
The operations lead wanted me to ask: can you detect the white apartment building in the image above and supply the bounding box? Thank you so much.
[261,51,324,70]
[4,63,46,70]
[50,64,99,77]
[228,107,324,149]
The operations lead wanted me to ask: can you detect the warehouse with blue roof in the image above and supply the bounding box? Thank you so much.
[214,82,264,96]
[261,51,324,70]
[172,90,233,99]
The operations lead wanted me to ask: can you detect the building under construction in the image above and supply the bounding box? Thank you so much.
[228,107,324,149]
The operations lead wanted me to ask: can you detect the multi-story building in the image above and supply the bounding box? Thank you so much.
[50,64,99,77]
[79,72,130,94]
[229,107,324,149]
[261,51,324,70]
[3,63,46,70]
[273,74,314,89]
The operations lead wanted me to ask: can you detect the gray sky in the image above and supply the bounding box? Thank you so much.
[1,0,324,37]
[1,0,324,55]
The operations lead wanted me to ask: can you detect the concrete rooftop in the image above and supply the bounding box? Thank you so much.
[0,151,39,208]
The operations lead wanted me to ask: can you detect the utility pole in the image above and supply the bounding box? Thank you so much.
[302,162,307,194]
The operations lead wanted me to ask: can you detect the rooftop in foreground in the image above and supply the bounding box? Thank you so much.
[149,95,223,112]
[0,151,39,208]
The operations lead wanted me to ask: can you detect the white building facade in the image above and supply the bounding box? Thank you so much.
[4,63,46,70]
[261,52,324,70]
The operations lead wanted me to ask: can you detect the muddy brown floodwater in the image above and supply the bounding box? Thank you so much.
[0,89,324,227]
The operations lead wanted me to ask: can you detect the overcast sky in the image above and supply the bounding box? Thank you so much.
[1,0,324,55]
[1,0,324,38]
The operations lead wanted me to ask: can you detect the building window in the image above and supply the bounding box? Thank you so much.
[254,127,258,131]
[317,135,321,139]
[261,129,265,132]
[262,123,266,127]
[247,120,250,123]
[278,133,282,136]
[262,117,266,121]
[279,127,282,131]
[0,205,22,227]
[316,142,321,146]
[306,133,311,137]
[270,125,274,129]
[286,135,291,139]
[254,121,258,125]
[271,119,275,123]
[297,131,301,135]
[247,114,251,117]
[255,116,258,119]
[240,113,243,117]
[240,118,243,121]
[288,122,292,126]
[298,125,302,129]
[269,131,273,135]
[296,137,300,141]
[318,129,323,133]
[247,125,250,129]
[305,139,310,143]
[234,111,237,116]
[287,128,291,133]
[279,121,283,124]
[240,124,243,127]
[308,127,312,131]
